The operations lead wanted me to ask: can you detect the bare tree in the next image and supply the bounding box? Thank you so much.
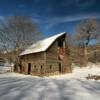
[75,19,100,64]
[0,16,42,63]
[0,16,41,52]
[66,33,83,66]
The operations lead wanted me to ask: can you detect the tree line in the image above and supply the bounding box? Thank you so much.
[0,16,42,63]
[0,16,100,66]
[68,19,100,66]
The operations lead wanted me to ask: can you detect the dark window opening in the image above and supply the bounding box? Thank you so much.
[41,65,43,69]
[58,39,63,47]
[50,65,52,69]
[34,65,36,68]
[19,64,22,73]
[58,56,61,60]
[28,63,31,74]
[34,65,36,70]
[57,35,65,48]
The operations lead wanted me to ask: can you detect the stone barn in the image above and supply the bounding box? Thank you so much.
[19,32,72,76]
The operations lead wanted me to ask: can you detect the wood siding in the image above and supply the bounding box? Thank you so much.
[19,52,46,75]
[19,34,72,76]
[45,38,72,75]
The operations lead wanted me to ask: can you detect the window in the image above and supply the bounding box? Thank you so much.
[34,65,36,69]
[58,39,63,47]
[34,65,35,67]
[50,65,52,69]
[41,65,43,69]
[57,35,66,48]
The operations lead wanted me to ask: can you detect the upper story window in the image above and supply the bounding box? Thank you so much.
[57,36,66,60]
[58,38,63,47]
[57,37,65,48]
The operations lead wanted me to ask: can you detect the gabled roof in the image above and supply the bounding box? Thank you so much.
[19,32,66,56]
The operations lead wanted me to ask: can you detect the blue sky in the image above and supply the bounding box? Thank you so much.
[0,0,100,36]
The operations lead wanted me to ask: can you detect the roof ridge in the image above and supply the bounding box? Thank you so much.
[20,32,66,56]
[34,31,66,43]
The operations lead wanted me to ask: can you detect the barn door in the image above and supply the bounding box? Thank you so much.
[28,63,31,74]
[59,63,62,73]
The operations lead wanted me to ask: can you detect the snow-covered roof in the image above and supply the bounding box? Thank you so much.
[19,32,66,56]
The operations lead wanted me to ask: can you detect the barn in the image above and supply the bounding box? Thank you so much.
[19,32,72,76]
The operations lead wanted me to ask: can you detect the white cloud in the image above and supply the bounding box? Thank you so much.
[43,14,100,29]
[0,16,5,20]
[47,14,100,23]
[32,13,100,31]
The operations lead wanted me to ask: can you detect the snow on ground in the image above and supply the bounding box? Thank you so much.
[0,63,100,100]
[50,63,100,79]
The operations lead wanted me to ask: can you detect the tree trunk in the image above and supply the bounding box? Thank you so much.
[84,45,88,65]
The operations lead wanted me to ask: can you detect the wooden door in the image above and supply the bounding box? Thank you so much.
[28,63,31,74]
[59,63,62,73]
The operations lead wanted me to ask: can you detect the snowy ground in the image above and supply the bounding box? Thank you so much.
[0,63,100,100]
